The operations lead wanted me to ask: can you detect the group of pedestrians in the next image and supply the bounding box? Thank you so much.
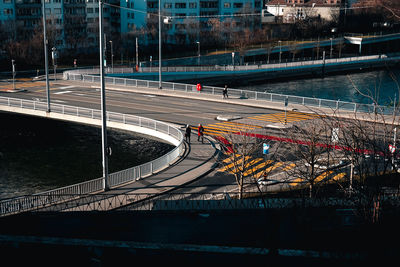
[185,124,204,144]
[184,84,228,145]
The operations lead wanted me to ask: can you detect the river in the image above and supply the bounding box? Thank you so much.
[0,113,173,199]
[236,67,400,106]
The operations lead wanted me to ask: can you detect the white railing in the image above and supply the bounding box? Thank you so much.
[0,96,184,216]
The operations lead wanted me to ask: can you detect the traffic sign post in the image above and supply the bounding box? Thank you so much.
[284,97,288,125]
[263,143,270,155]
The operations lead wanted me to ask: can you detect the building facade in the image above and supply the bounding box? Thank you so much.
[264,0,343,23]
[0,0,262,50]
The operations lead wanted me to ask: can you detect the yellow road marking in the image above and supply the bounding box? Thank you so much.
[281,163,295,171]
[330,172,346,182]
[218,156,251,172]
[243,160,273,176]
[255,162,284,179]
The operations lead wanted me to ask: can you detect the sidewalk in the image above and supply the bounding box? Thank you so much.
[60,134,221,211]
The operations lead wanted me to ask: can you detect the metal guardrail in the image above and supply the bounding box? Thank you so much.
[64,54,399,116]
[0,96,184,216]
[2,192,400,214]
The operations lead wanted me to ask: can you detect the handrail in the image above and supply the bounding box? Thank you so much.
[0,96,184,216]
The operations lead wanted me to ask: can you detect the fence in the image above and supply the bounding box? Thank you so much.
[2,192,400,214]
[0,96,184,216]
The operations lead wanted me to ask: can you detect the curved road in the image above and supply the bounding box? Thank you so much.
[0,78,283,195]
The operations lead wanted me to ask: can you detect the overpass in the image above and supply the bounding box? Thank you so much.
[0,95,220,216]
[0,65,399,217]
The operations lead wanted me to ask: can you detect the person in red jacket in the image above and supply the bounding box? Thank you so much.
[197,124,204,143]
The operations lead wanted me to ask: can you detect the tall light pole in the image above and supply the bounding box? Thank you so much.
[51,47,57,81]
[109,40,114,73]
[278,40,282,63]
[42,0,50,112]
[196,41,200,66]
[11,59,15,91]
[158,0,162,89]
[99,0,109,191]
[135,37,139,71]
[330,37,333,58]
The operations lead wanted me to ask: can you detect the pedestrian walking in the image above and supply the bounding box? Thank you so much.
[223,85,229,99]
[197,124,204,143]
[185,124,191,143]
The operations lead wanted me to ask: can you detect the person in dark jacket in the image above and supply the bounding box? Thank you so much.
[223,85,229,98]
[185,124,191,143]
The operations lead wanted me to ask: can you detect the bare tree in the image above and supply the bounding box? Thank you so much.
[213,124,283,200]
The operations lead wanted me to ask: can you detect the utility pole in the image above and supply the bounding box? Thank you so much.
[135,37,139,71]
[99,0,109,191]
[52,47,57,81]
[11,59,15,90]
[158,0,162,89]
[42,0,50,112]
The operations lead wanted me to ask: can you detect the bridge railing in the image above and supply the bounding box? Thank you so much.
[2,192,400,214]
[0,96,184,216]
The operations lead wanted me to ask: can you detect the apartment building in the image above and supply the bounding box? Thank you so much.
[264,0,343,23]
[0,0,261,49]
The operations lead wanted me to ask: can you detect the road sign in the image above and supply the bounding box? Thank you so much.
[331,127,339,143]
[263,143,270,155]
[389,144,396,153]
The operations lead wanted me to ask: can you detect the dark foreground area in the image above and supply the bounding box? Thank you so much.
[0,206,399,266]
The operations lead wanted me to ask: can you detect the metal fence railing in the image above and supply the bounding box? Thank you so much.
[0,96,184,217]
[64,54,400,116]
[2,192,400,214]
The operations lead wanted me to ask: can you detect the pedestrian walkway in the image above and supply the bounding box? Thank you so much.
[53,133,221,212]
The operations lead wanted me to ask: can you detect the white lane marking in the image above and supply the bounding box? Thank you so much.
[53,100,67,103]
[58,86,75,90]
[54,90,72,95]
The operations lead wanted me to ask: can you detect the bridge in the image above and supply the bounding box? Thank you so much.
[1,65,399,217]
[104,53,400,84]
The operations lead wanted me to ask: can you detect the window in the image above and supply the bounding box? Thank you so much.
[175,13,186,17]
[224,2,230,8]
[3,8,13,15]
[175,3,186,8]
[189,2,196,8]
[45,8,51,14]
[233,3,243,8]
[87,8,93,13]
[3,0,12,3]
[164,3,172,8]
[54,8,61,14]
[147,1,157,8]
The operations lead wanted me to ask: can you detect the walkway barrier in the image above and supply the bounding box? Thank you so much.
[64,54,399,116]
[2,192,399,213]
[0,96,184,217]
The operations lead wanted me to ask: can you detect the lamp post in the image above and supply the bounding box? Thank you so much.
[158,0,162,89]
[196,41,200,66]
[109,40,114,73]
[51,47,57,81]
[99,0,109,191]
[11,59,15,90]
[278,40,282,63]
[42,0,50,112]
[135,37,139,71]
[330,37,333,58]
